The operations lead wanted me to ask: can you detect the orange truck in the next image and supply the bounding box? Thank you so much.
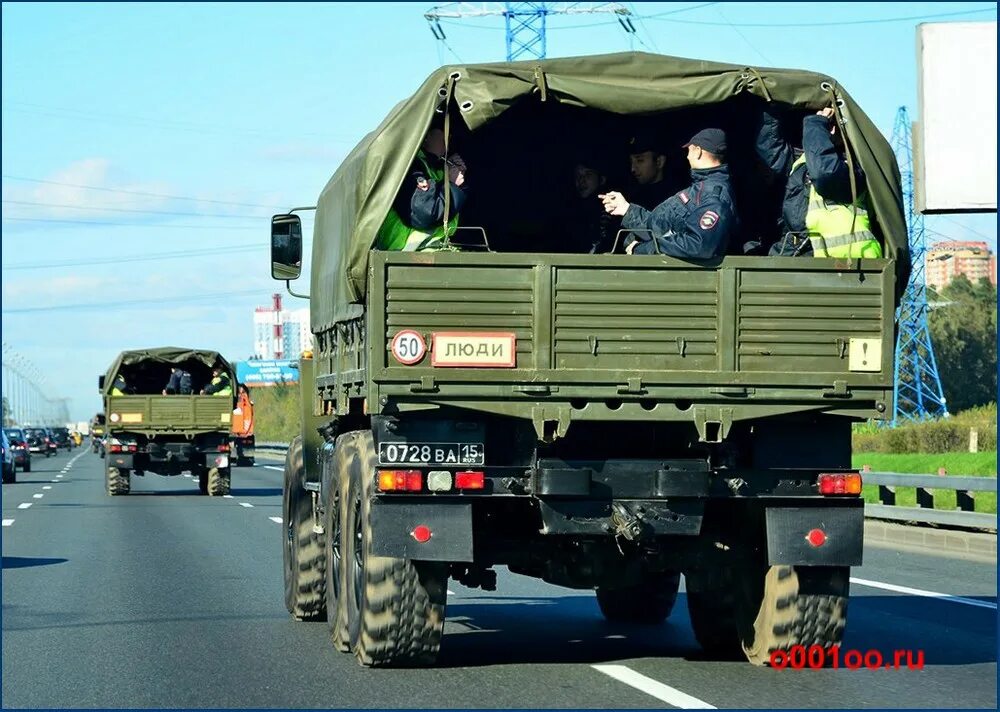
[231,387,255,466]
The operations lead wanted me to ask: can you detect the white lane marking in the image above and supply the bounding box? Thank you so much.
[223,494,233,499]
[42,486,52,490]
[32,493,44,499]
[184,474,192,478]
[592,665,716,709]
[2,519,14,527]
[17,503,32,510]
[264,465,283,472]
[239,502,254,508]
[447,589,456,595]
[851,577,998,610]
[56,475,63,479]
[268,516,283,524]
[50,479,59,483]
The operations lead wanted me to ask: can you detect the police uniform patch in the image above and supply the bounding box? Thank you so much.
[699,210,720,230]
[678,191,689,204]
[416,176,430,191]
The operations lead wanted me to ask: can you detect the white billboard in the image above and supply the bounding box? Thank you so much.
[915,22,997,214]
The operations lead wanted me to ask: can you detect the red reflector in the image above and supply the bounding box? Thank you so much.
[217,444,230,452]
[411,525,432,543]
[378,470,423,492]
[455,471,485,490]
[806,528,828,547]
[818,473,862,496]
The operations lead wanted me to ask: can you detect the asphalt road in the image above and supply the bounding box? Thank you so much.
[2,449,996,709]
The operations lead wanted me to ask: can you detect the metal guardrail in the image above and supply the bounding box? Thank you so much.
[863,471,997,532]
[253,443,997,531]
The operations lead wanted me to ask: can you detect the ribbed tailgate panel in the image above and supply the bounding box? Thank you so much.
[738,270,884,372]
[150,399,194,423]
[386,264,535,366]
[554,268,718,371]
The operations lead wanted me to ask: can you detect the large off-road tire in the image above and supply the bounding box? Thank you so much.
[687,585,742,659]
[22,459,31,473]
[106,466,131,496]
[596,571,681,624]
[207,466,231,496]
[324,443,351,652]
[739,565,850,666]
[282,436,327,621]
[343,430,448,667]
[2,468,15,484]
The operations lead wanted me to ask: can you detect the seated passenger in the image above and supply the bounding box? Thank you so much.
[564,152,621,254]
[623,130,674,210]
[755,105,882,258]
[162,367,193,395]
[376,121,468,252]
[600,129,739,259]
[201,367,233,396]
[110,374,128,396]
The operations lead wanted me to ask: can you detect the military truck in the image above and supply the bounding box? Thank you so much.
[270,53,907,667]
[99,348,237,496]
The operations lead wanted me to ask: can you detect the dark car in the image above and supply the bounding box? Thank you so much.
[51,427,73,450]
[2,431,15,484]
[23,427,53,458]
[3,428,32,472]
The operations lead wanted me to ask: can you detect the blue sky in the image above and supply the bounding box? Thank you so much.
[2,1,997,421]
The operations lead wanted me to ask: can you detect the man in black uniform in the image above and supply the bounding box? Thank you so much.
[600,128,739,259]
[162,367,193,395]
[562,151,621,254]
[623,130,674,210]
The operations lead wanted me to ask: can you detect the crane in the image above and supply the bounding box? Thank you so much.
[424,2,636,62]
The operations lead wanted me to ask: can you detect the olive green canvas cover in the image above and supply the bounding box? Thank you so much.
[102,347,234,392]
[311,51,908,330]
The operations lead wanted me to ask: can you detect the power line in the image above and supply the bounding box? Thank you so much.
[2,199,266,220]
[640,6,995,27]
[1,216,261,229]
[936,215,997,243]
[1,289,269,315]
[2,244,261,271]
[1,174,289,210]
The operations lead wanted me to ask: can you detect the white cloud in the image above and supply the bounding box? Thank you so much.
[1,158,174,221]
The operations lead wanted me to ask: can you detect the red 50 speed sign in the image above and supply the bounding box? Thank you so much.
[391,330,427,365]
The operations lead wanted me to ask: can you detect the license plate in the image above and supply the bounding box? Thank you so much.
[378,442,485,466]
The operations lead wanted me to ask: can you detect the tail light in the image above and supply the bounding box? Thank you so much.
[217,444,230,452]
[108,438,138,454]
[818,473,862,496]
[455,471,485,490]
[378,470,422,492]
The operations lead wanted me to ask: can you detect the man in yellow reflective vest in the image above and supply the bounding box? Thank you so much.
[376,125,468,252]
[201,367,233,396]
[756,105,883,259]
[110,374,128,396]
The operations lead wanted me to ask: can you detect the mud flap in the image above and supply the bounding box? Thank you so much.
[370,501,474,562]
[765,504,863,566]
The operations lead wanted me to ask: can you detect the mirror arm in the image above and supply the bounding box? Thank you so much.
[286,280,310,300]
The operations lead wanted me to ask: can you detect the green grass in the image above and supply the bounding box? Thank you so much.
[853,451,997,514]
[251,385,301,444]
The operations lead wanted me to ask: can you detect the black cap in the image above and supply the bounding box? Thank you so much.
[627,130,665,156]
[684,128,727,158]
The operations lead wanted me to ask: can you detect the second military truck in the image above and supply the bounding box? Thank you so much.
[99,348,237,496]
[272,52,907,667]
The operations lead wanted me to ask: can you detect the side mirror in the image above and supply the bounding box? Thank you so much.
[271,214,303,280]
[98,375,106,391]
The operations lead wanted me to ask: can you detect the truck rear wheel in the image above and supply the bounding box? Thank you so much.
[324,442,351,652]
[196,466,209,495]
[687,586,741,658]
[107,466,130,496]
[343,430,448,667]
[207,466,231,496]
[596,571,681,624]
[739,565,850,666]
[22,459,31,473]
[283,436,327,621]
